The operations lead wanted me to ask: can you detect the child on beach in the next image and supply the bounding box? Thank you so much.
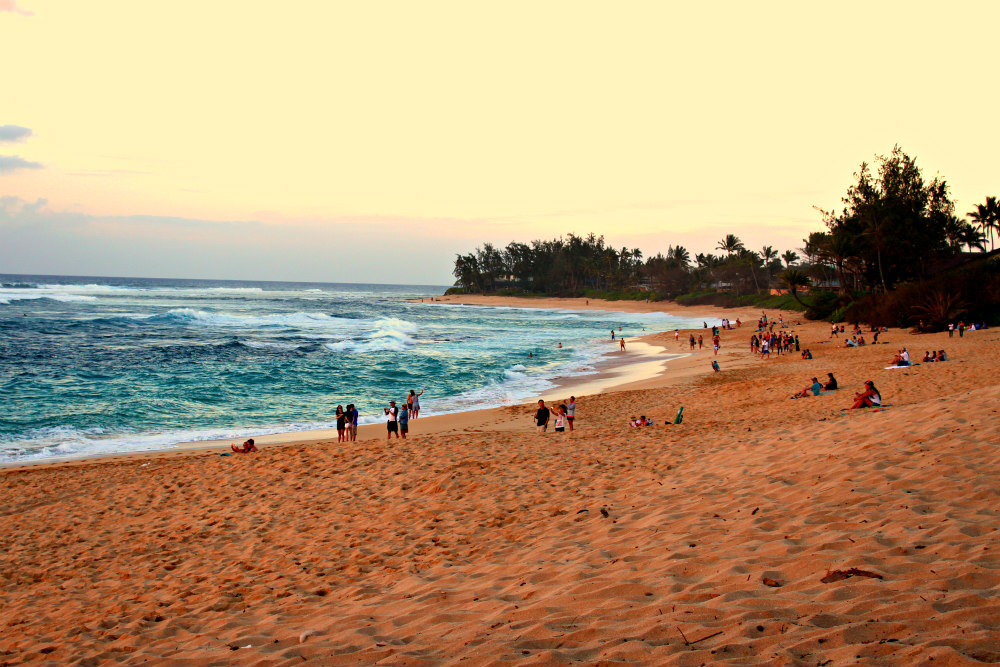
[554,405,567,433]
[566,396,576,431]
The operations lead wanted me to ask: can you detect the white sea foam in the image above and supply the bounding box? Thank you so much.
[0,287,99,304]
[146,308,359,329]
[0,420,346,465]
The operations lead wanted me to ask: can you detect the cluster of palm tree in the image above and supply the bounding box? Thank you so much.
[452,232,804,298]
[452,234,645,294]
[967,196,999,252]
[454,148,997,305]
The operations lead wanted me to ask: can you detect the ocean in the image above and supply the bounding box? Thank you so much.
[0,275,703,464]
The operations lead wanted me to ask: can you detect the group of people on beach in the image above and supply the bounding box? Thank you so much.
[534,397,575,434]
[384,390,424,440]
[335,404,360,442]
[750,331,799,357]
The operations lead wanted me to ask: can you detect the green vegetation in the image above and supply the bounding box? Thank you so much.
[451,146,1000,328]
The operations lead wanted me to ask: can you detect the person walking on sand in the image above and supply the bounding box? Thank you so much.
[697,335,703,350]
[566,396,576,431]
[534,399,550,433]
[384,400,400,440]
[408,389,424,418]
[689,334,696,350]
[620,338,626,351]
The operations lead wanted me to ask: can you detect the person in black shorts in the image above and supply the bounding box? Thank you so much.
[384,400,399,440]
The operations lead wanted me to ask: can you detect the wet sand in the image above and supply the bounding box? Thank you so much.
[2,299,998,666]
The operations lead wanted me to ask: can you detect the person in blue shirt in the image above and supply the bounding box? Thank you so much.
[398,402,410,439]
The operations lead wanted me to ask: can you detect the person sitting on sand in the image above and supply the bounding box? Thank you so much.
[712,360,720,372]
[850,380,882,409]
[938,349,948,361]
[823,372,838,390]
[792,377,823,399]
[231,438,258,453]
[801,349,813,360]
[923,350,933,362]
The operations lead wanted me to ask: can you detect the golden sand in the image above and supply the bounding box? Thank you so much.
[2,299,998,666]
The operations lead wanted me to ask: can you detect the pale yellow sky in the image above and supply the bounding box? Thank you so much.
[1,1,998,283]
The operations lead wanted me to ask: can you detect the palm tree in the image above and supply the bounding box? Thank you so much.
[716,234,744,257]
[760,246,778,265]
[957,223,986,252]
[968,196,998,251]
[669,245,690,267]
[780,268,811,307]
[781,250,799,267]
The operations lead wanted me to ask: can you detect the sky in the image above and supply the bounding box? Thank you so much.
[1,1,998,285]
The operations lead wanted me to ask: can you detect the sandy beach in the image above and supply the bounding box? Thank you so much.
[2,298,999,666]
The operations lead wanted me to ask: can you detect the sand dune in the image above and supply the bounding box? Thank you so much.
[2,301,998,666]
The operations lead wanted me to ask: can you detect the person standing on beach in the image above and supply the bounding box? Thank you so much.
[554,405,567,434]
[697,335,703,349]
[611,329,615,340]
[566,396,576,431]
[384,400,400,440]
[347,403,358,442]
[689,334,696,350]
[408,389,424,418]
[398,402,409,439]
[336,405,346,443]
[535,399,550,433]
[620,338,626,351]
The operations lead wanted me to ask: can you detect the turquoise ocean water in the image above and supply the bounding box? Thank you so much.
[0,275,703,463]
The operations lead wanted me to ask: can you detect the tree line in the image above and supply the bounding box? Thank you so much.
[452,146,999,312]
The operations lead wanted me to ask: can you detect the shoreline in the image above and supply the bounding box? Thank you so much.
[1,298,741,470]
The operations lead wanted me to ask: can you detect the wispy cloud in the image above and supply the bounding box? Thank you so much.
[0,0,33,15]
[0,155,43,173]
[0,125,32,143]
